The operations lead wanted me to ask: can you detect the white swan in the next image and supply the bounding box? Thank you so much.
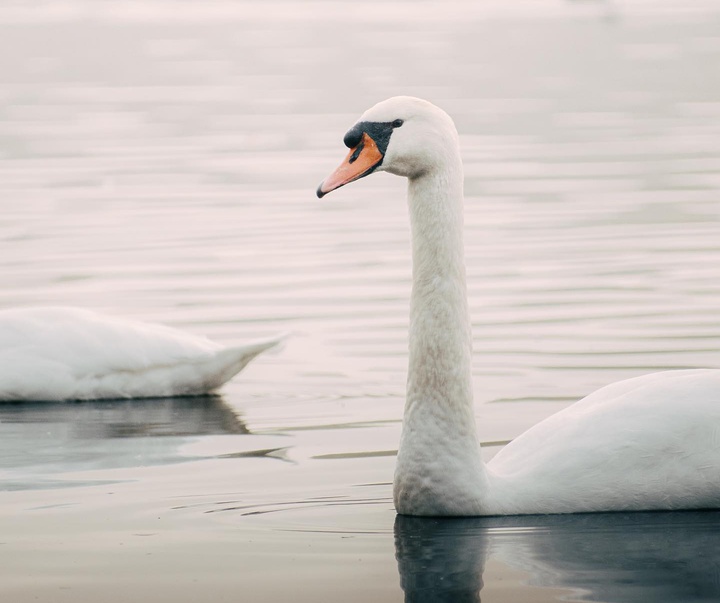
[0,306,284,401]
[317,96,720,516]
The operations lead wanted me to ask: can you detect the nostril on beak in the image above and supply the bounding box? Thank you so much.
[348,140,365,164]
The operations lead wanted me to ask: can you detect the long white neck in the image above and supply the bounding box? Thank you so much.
[393,148,490,516]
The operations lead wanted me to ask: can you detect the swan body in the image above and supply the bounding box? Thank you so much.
[318,96,720,516]
[0,307,283,401]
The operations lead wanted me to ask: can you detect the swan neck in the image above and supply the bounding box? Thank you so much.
[406,164,472,410]
[394,160,489,516]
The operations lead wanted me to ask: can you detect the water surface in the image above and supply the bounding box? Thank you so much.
[2,1,720,601]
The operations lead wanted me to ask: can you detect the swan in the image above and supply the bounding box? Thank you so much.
[0,306,284,401]
[317,96,720,516]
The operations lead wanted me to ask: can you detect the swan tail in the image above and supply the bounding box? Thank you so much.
[201,333,289,391]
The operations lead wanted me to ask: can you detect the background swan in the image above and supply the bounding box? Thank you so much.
[318,96,720,516]
[0,306,284,402]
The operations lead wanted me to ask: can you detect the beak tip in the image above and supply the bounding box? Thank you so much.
[316,184,327,198]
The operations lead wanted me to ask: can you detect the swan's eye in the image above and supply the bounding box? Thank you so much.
[392,119,404,128]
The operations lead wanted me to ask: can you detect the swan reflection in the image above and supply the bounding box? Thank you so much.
[0,395,247,437]
[0,396,250,490]
[395,511,720,602]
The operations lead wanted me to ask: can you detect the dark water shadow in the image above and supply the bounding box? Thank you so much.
[0,396,250,490]
[395,511,720,603]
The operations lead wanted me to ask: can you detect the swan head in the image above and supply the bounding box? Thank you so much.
[317,96,459,197]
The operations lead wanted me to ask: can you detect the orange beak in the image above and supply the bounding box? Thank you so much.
[316,132,384,198]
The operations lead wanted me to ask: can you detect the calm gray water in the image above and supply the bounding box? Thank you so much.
[2,1,720,601]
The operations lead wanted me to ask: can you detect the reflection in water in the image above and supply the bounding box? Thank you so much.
[0,396,249,490]
[395,512,720,602]
[396,516,487,603]
[0,395,248,438]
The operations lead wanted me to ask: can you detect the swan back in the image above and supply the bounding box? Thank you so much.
[486,369,720,515]
[0,307,282,401]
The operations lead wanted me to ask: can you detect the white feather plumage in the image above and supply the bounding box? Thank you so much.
[0,307,283,401]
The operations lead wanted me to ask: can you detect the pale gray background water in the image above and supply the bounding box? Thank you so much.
[1,1,720,601]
